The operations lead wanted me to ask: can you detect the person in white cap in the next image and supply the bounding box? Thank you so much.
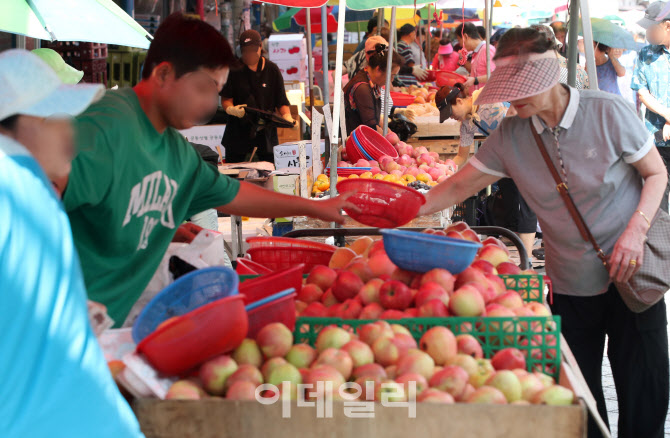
[418,27,669,438]
[0,50,143,437]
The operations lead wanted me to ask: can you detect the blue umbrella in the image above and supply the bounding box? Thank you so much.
[582,18,637,51]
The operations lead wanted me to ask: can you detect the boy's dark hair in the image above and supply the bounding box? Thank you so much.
[142,13,235,80]
[454,23,481,40]
[0,115,19,130]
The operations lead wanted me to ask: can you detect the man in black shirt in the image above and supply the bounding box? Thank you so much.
[221,29,293,163]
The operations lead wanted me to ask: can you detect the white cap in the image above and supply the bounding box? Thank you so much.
[0,49,105,122]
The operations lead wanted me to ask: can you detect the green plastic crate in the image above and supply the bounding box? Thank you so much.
[500,274,545,303]
[294,315,561,380]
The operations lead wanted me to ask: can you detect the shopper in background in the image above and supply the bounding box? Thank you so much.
[550,21,568,57]
[632,0,670,212]
[531,24,590,90]
[221,29,293,163]
[593,41,625,95]
[345,30,390,78]
[455,22,496,92]
[396,24,428,85]
[344,44,402,135]
[0,50,143,438]
[354,16,389,54]
[421,27,669,438]
[431,38,459,72]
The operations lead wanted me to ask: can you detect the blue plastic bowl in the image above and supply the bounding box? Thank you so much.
[380,229,482,274]
[132,266,239,343]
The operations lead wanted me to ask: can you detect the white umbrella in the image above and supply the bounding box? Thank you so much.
[1,0,152,49]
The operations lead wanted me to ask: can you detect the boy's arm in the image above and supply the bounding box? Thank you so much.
[218,181,360,224]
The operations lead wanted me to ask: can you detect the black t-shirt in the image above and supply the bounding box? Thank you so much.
[220,57,290,157]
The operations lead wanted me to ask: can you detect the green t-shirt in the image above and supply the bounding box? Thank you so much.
[64,88,240,326]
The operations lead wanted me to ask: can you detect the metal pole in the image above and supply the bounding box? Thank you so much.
[566,0,579,87]
[383,7,397,137]
[377,8,384,35]
[329,0,347,199]
[306,9,314,117]
[321,5,330,105]
[579,0,599,90]
[485,0,491,79]
[426,4,432,68]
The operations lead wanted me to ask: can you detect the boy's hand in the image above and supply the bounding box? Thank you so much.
[312,192,361,224]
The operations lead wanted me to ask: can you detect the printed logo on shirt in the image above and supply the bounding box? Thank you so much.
[122,171,179,250]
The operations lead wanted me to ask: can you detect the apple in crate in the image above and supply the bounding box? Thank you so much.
[449,284,486,317]
[225,364,264,390]
[466,386,508,404]
[305,365,346,399]
[332,271,365,302]
[232,339,263,368]
[372,336,400,367]
[306,265,338,291]
[359,278,384,305]
[360,303,384,319]
[256,322,293,359]
[286,344,317,369]
[396,373,428,395]
[316,325,352,352]
[199,355,238,396]
[532,385,575,406]
[477,244,510,267]
[418,388,455,404]
[496,262,522,275]
[415,283,449,307]
[486,370,522,403]
[420,268,456,294]
[396,350,435,380]
[368,252,396,278]
[419,326,457,366]
[267,362,303,388]
[166,380,206,400]
[418,299,449,317]
[379,280,413,310]
[298,283,323,304]
[429,365,470,399]
[455,334,483,359]
[342,340,375,368]
[226,381,258,400]
[358,321,394,345]
[353,363,388,381]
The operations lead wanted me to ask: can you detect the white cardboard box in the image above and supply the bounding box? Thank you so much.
[268,34,306,61]
[273,140,326,170]
[179,124,226,156]
[274,59,307,82]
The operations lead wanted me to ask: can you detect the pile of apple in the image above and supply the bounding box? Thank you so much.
[393,85,437,105]
[166,321,574,406]
[296,221,542,323]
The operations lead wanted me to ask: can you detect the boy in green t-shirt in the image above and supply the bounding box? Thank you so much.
[59,14,357,326]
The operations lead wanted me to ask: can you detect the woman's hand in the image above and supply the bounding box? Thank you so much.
[609,223,647,283]
[663,123,670,141]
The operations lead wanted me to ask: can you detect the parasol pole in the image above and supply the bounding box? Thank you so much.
[579,0,598,90]
[306,8,314,117]
[485,0,491,79]
[383,6,397,137]
[566,0,579,87]
[322,5,330,105]
[329,0,347,200]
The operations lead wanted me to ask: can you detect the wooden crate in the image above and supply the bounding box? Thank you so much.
[277,105,302,144]
[133,399,586,438]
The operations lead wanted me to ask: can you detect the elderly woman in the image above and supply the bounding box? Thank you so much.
[419,28,668,438]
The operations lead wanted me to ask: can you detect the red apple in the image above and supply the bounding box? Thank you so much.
[446,221,470,233]
[359,303,384,320]
[391,268,418,286]
[415,282,449,307]
[481,237,510,255]
[456,334,483,359]
[301,302,328,317]
[429,365,470,399]
[392,333,418,357]
[461,229,481,243]
[477,244,510,267]
[468,281,497,304]
[352,363,387,381]
[419,326,457,365]
[345,258,375,283]
[358,278,384,305]
[368,252,396,278]
[306,265,338,291]
[420,268,456,295]
[379,281,413,310]
[496,262,522,275]
[332,271,365,302]
[446,230,465,240]
[493,291,524,310]
[418,299,449,317]
[470,259,497,275]
[380,309,405,320]
[338,298,363,319]
[418,388,456,403]
[404,308,419,318]
[358,321,393,346]
[320,288,339,307]
[492,348,526,371]
[485,274,507,298]
[297,283,324,304]
[449,284,486,316]
[455,267,490,290]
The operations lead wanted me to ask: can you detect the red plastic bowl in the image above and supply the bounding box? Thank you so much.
[436,71,467,88]
[247,247,334,274]
[236,258,274,275]
[239,264,304,304]
[354,126,399,161]
[247,236,335,252]
[136,295,247,376]
[247,291,297,339]
[336,178,426,228]
[422,70,437,82]
[390,91,416,107]
[346,134,365,163]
